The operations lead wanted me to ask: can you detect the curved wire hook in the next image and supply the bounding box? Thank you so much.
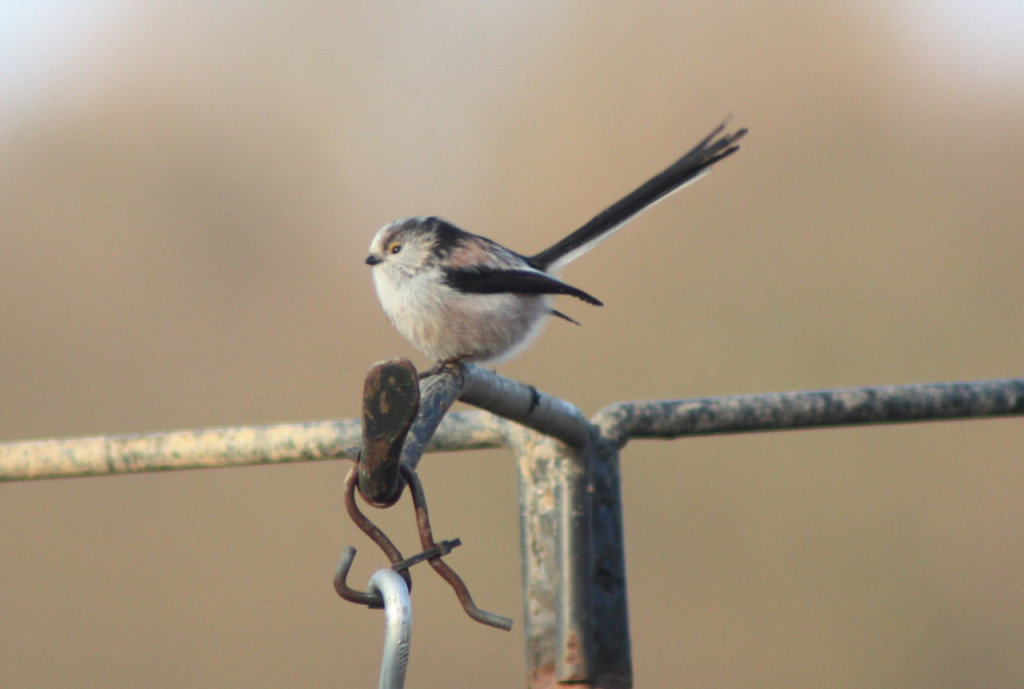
[334,467,412,607]
[335,463,511,630]
[334,545,383,608]
[369,569,412,689]
[400,464,514,631]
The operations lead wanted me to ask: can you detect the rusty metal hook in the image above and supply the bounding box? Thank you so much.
[334,466,412,607]
[400,464,513,631]
[333,545,385,608]
[335,463,512,629]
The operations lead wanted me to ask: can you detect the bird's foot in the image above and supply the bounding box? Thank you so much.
[418,356,466,379]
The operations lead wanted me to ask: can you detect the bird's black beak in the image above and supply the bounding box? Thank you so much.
[365,255,381,266]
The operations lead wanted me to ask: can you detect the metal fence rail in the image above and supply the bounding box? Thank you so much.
[2,370,1022,688]
[3,375,1020,482]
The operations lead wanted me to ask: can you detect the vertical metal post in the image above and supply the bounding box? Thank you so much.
[510,426,632,689]
[587,436,632,689]
[555,440,593,683]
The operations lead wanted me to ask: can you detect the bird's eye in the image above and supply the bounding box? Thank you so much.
[390,243,402,255]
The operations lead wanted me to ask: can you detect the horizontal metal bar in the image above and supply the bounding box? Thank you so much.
[370,361,592,471]
[4,378,1020,482]
[0,412,505,481]
[593,377,1024,446]
[0,419,363,481]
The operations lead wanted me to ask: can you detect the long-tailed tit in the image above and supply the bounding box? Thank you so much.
[366,122,746,365]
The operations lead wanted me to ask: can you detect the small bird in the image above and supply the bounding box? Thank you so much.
[366,121,746,366]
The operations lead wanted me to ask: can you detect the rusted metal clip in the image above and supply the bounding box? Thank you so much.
[334,466,412,608]
[333,537,463,608]
[357,359,420,507]
[335,358,512,629]
[334,462,513,630]
[399,464,513,631]
[334,545,386,608]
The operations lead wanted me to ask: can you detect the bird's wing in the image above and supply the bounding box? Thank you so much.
[443,267,602,305]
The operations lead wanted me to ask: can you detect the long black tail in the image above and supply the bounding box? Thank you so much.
[529,121,746,272]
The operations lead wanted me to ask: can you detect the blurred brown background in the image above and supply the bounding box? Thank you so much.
[2,2,1023,688]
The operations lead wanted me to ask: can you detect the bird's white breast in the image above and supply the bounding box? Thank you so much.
[372,266,550,362]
